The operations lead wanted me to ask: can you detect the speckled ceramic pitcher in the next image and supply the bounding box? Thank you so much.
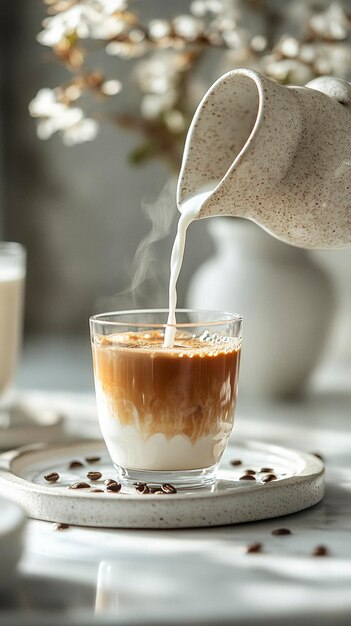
[177,69,351,249]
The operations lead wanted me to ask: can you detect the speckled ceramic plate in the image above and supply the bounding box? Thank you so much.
[0,439,324,529]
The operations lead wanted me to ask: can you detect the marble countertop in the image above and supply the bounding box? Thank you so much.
[3,347,351,625]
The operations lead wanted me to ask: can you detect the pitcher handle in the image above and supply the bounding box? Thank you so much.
[306,76,351,105]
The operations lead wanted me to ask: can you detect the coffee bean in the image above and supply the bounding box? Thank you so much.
[239,474,256,481]
[69,460,84,469]
[312,545,329,557]
[67,482,90,489]
[260,467,273,473]
[246,542,262,554]
[104,478,116,486]
[106,482,122,493]
[271,528,292,536]
[135,484,150,494]
[161,483,177,494]
[146,486,166,495]
[244,469,256,475]
[52,522,69,531]
[44,472,59,483]
[87,471,102,481]
[230,459,242,466]
[262,474,277,483]
[90,489,104,493]
[85,456,101,463]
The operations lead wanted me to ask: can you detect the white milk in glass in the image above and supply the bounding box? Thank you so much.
[0,264,25,398]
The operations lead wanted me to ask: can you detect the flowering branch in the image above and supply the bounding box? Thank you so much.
[30,0,351,170]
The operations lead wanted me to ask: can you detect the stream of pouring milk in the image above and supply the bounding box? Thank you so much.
[164,187,214,348]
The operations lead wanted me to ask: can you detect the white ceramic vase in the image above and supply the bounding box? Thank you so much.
[312,248,351,364]
[187,218,335,399]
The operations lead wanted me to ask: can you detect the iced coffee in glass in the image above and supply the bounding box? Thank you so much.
[90,309,242,487]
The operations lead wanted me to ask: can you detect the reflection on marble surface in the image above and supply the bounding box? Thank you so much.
[0,574,94,612]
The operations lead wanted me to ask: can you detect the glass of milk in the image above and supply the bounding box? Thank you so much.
[0,243,26,412]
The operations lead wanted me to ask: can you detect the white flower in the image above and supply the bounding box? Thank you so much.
[29,88,98,144]
[299,44,316,64]
[190,1,208,18]
[313,57,332,75]
[62,117,99,145]
[28,88,62,118]
[29,88,83,140]
[250,35,267,52]
[38,6,96,45]
[207,0,226,13]
[309,4,348,41]
[140,92,177,119]
[278,35,300,59]
[191,0,224,16]
[36,106,83,140]
[37,0,128,46]
[172,15,204,41]
[164,110,186,133]
[148,20,171,40]
[106,40,148,58]
[266,59,314,84]
[214,17,236,32]
[135,52,179,94]
[100,79,122,95]
[94,0,127,12]
[315,43,351,78]
[88,15,126,39]
[64,84,83,101]
[222,29,243,50]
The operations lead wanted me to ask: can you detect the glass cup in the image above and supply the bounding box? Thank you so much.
[0,243,26,412]
[90,309,242,488]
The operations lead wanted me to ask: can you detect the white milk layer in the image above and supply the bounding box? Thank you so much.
[0,269,25,395]
[95,384,226,470]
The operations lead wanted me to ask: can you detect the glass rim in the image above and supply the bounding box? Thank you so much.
[89,308,242,329]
